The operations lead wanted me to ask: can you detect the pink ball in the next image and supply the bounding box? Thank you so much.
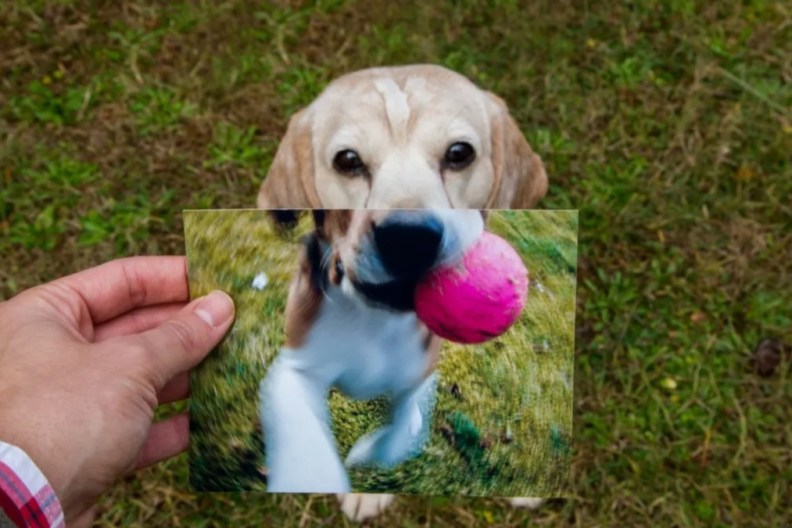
[415,231,529,344]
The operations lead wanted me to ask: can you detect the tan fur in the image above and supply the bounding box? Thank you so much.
[257,109,322,209]
[317,210,354,242]
[320,210,379,284]
[283,244,323,348]
[484,93,549,209]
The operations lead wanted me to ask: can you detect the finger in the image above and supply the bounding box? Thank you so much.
[158,372,190,404]
[135,413,190,470]
[93,302,186,342]
[119,290,234,390]
[54,256,191,324]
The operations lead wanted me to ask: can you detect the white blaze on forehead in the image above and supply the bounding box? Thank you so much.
[373,78,410,138]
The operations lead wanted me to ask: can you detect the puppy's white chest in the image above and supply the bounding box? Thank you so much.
[288,291,429,399]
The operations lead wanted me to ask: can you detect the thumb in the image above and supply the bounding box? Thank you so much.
[120,290,235,390]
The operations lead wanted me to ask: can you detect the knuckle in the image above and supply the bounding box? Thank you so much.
[120,259,149,307]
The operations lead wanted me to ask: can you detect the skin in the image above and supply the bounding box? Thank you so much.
[0,256,235,526]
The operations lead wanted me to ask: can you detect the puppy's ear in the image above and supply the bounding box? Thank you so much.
[485,93,548,209]
[257,108,322,210]
[284,231,325,348]
[302,231,328,292]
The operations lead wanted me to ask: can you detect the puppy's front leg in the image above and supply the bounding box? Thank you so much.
[346,373,437,468]
[259,352,349,492]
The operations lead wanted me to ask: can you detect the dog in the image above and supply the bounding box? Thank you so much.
[260,209,485,493]
[256,64,548,521]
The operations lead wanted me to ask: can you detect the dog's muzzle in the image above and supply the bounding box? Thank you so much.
[354,212,446,312]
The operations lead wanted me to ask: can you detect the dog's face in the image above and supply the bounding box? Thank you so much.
[258,65,548,210]
[309,209,484,311]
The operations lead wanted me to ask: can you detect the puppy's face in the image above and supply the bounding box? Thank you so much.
[314,210,484,311]
[258,65,548,210]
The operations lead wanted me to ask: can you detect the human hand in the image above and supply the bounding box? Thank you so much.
[0,257,234,526]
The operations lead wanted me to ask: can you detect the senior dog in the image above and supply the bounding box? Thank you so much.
[257,64,547,521]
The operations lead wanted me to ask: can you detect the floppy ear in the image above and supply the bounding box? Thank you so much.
[485,93,549,209]
[284,230,326,348]
[257,108,323,210]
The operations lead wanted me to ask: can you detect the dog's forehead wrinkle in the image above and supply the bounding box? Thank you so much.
[373,78,411,140]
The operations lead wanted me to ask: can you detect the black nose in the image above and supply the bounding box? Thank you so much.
[373,215,444,278]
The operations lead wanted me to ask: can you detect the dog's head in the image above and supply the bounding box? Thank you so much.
[258,65,547,210]
[301,209,484,312]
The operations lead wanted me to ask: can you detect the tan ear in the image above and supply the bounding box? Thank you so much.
[256,109,323,209]
[485,93,549,209]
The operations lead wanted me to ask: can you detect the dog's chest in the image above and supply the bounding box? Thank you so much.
[288,292,430,400]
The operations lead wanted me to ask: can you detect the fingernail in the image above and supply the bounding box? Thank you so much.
[194,291,234,327]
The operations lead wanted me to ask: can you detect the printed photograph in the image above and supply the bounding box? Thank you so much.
[186,208,578,497]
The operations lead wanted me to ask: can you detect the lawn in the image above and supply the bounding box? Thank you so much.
[184,210,576,498]
[1,0,790,527]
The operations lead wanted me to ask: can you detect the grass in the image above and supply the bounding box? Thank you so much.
[184,210,576,497]
[0,0,790,526]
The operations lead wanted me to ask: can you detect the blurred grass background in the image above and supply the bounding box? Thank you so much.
[1,0,790,526]
[184,210,576,497]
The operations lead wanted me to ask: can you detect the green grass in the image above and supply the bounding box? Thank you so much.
[129,85,198,135]
[1,0,791,526]
[185,210,576,497]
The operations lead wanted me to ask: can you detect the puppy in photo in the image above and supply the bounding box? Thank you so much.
[260,209,486,493]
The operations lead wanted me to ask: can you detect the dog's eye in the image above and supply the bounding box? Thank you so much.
[335,258,344,279]
[444,142,476,170]
[333,149,366,176]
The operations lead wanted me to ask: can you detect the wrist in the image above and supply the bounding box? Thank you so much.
[0,408,73,520]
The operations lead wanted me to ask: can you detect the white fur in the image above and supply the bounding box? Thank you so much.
[374,78,410,137]
[260,288,435,493]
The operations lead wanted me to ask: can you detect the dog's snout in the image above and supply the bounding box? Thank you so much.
[373,215,443,278]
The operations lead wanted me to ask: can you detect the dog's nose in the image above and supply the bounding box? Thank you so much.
[373,214,444,278]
